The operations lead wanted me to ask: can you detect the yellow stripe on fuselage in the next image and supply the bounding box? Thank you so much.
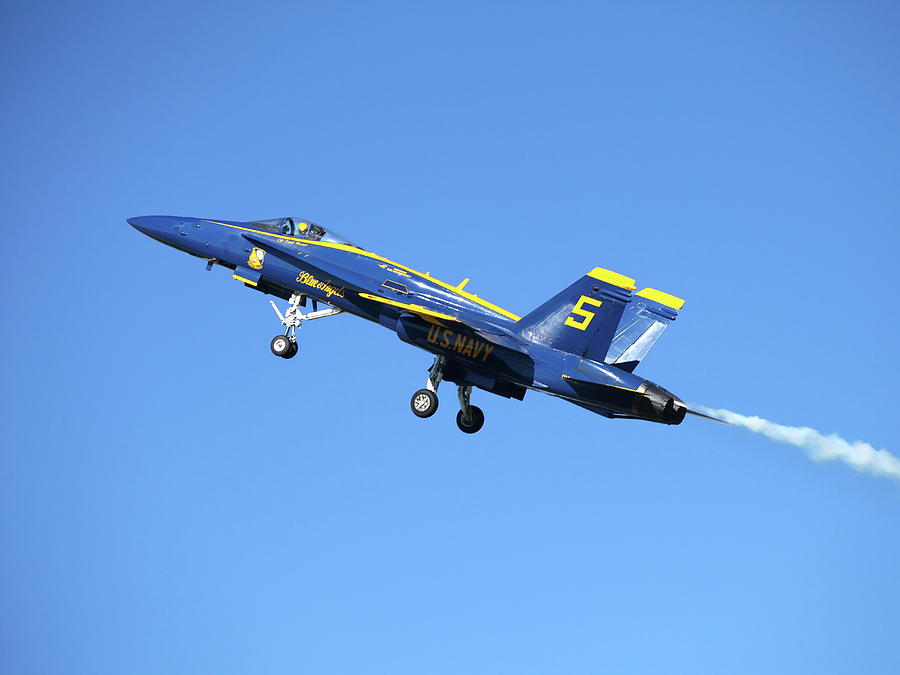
[205,220,521,321]
[358,292,458,321]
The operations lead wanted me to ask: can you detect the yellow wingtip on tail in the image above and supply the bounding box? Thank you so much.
[587,267,636,290]
[636,288,685,310]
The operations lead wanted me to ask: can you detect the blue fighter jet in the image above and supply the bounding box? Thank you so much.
[130,215,691,433]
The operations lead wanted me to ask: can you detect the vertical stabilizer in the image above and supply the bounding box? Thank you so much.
[605,288,684,372]
[516,267,635,360]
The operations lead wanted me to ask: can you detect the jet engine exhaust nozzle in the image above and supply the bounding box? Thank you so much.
[637,382,687,425]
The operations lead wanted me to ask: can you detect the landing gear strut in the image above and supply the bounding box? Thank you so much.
[409,357,485,433]
[269,293,342,359]
[455,385,485,434]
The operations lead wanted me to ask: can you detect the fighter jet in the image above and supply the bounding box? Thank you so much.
[130,215,689,433]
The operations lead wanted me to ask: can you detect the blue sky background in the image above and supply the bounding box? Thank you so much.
[2,2,899,673]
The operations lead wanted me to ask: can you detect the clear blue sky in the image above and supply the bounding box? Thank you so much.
[2,2,899,673]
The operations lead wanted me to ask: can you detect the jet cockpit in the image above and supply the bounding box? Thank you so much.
[250,217,358,247]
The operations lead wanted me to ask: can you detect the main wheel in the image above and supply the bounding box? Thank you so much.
[410,389,438,418]
[270,335,293,358]
[286,340,299,358]
[456,405,485,434]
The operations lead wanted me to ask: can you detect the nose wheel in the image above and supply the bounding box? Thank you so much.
[270,335,298,359]
[410,389,438,417]
[268,293,342,360]
[410,355,444,418]
[409,357,485,433]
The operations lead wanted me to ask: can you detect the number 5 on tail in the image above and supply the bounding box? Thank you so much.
[565,295,603,330]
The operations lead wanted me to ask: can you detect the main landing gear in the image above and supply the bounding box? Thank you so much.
[455,385,485,434]
[269,293,342,359]
[410,356,485,434]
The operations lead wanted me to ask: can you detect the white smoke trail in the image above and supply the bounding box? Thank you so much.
[694,406,900,483]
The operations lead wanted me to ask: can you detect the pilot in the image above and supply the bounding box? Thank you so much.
[280,218,294,236]
[297,221,309,236]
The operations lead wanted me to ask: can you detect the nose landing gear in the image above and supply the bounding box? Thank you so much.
[409,356,485,433]
[270,334,298,359]
[411,389,438,417]
[410,355,444,418]
[269,293,342,360]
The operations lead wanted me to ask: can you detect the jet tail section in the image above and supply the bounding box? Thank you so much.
[605,288,684,371]
[516,267,635,360]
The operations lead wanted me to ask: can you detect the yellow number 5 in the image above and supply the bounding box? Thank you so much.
[565,295,603,330]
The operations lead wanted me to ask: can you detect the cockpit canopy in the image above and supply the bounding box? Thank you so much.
[250,217,358,247]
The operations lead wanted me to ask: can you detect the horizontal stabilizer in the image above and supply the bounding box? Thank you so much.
[562,374,687,424]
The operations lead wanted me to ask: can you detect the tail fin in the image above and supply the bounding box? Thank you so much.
[605,288,684,372]
[516,267,635,360]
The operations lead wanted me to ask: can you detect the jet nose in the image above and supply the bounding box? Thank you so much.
[128,215,183,243]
